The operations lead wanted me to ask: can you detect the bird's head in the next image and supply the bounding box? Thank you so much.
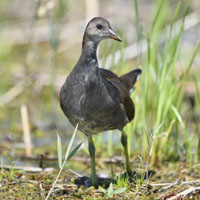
[84,17,122,43]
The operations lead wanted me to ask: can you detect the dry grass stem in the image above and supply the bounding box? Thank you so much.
[20,104,32,156]
[167,186,200,200]
[0,81,25,106]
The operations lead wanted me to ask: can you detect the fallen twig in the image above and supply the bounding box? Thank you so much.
[157,180,180,193]
[151,179,200,188]
[166,186,200,200]
[39,183,46,199]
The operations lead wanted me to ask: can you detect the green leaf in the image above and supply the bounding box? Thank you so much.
[150,0,165,34]
[171,105,185,129]
[107,183,114,198]
[171,105,189,146]
[0,158,4,181]
[65,124,79,161]
[133,0,140,42]
[67,142,82,161]
[49,23,59,50]
[113,187,127,195]
[57,133,62,169]
[99,187,106,195]
[45,124,79,200]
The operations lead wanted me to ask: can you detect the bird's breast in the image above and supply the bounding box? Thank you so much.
[60,68,128,135]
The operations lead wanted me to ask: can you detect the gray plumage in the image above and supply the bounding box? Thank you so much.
[60,17,141,137]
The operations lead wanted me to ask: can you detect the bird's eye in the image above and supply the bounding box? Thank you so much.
[96,24,103,30]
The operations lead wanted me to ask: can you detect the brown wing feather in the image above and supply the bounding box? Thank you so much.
[100,68,135,122]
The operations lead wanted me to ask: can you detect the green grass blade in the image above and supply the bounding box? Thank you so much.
[185,41,200,75]
[65,124,79,160]
[133,0,140,42]
[108,131,113,157]
[0,158,4,181]
[57,133,62,169]
[99,186,106,194]
[107,183,114,198]
[193,76,200,106]
[150,0,165,34]
[67,142,82,161]
[171,105,186,130]
[176,41,200,100]
[45,124,79,200]
[172,1,181,26]
[113,187,127,194]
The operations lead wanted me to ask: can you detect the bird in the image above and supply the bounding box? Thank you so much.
[60,17,142,187]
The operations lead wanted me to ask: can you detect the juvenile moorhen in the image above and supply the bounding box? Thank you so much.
[60,17,142,187]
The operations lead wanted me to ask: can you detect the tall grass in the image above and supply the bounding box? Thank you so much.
[92,0,200,172]
[124,0,200,168]
[194,77,200,161]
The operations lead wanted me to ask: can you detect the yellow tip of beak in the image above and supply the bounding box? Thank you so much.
[109,29,122,42]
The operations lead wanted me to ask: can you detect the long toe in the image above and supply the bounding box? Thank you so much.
[120,170,156,183]
[74,176,116,188]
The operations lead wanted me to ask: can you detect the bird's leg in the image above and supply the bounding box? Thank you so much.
[88,136,98,187]
[121,130,132,174]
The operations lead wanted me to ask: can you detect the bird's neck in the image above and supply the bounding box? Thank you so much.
[81,34,99,59]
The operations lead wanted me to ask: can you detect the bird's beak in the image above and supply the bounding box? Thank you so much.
[108,28,122,42]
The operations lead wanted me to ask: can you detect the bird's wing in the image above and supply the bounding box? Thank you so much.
[99,68,135,122]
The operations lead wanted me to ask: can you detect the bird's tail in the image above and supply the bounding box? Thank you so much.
[120,69,142,93]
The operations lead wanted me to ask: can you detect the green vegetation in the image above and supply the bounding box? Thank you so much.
[45,124,81,200]
[99,183,127,199]
[119,0,199,168]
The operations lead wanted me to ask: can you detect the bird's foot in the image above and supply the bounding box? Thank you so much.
[74,176,116,188]
[120,170,155,183]
[74,170,155,188]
